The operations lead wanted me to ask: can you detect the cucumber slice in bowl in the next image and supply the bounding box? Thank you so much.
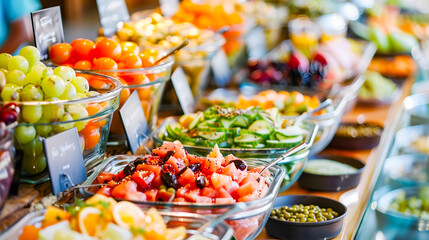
[275,125,304,138]
[198,131,226,141]
[266,135,303,148]
[234,133,263,146]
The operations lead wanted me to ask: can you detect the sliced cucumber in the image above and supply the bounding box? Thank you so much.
[266,135,303,148]
[234,133,263,145]
[232,116,249,128]
[198,131,226,141]
[249,120,273,132]
[166,125,181,139]
[275,126,304,138]
[221,118,235,128]
[197,118,219,128]
[188,112,203,130]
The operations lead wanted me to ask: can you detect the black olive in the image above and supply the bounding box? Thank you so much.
[195,175,207,189]
[163,150,175,162]
[177,166,188,177]
[123,162,136,176]
[134,157,146,165]
[229,159,247,171]
[161,172,178,189]
[188,163,201,172]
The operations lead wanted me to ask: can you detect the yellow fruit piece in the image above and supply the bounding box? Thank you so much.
[179,114,194,128]
[41,206,71,228]
[112,201,145,230]
[143,208,167,240]
[78,207,102,236]
[166,226,187,240]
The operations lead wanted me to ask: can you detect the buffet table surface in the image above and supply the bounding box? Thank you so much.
[0,77,414,239]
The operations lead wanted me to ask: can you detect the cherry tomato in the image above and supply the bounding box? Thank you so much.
[139,49,159,67]
[81,124,100,149]
[50,43,72,64]
[74,60,93,70]
[71,38,95,61]
[119,53,143,69]
[94,38,121,61]
[93,57,118,70]
[120,41,140,55]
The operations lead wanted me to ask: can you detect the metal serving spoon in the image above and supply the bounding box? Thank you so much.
[259,142,307,176]
[153,38,190,65]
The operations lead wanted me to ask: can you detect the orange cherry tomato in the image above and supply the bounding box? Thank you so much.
[94,38,122,62]
[74,60,93,70]
[120,53,143,69]
[81,124,100,149]
[18,225,40,240]
[120,41,140,55]
[93,57,118,70]
[86,104,106,127]
[139,49,159,67]
[50,43,72,65]
[71,38,95,61]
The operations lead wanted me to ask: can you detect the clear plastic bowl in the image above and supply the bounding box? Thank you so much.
[8,71,122,181]
[80,155,285,240]
[83,57,174,144]
[0,128,14,214]
[0,209,234,240]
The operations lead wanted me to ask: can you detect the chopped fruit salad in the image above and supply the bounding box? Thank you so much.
[161,106,306,149]
[18,194,187,240]
[94,141,271,204]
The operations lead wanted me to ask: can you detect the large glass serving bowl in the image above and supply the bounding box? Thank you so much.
[7,71,122,181]
[152,117,318,192]
[84,57,174,144]
[0,209,234,240]
[80,155,285,240]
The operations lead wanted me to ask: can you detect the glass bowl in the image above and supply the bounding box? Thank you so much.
[152,116,318,192]
[0,128,14,214]
[8,71,122,181]
[80,155,285,240]
[394,124,429,155]
[84,57,174,144]
[375,186,429,239]
[402,93,429,126]
[130,10,226,98]
[0,209,234,240]
[383,154,429,187]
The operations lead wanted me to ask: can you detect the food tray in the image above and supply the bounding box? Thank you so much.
[0,210,233,240]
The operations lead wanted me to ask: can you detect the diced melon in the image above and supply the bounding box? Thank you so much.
[195,196,212,203]
[237,182,257,197]
[211,173,232,190]
[217,187,232,199]
[223,163,239,180]
[178,168,195,187]
[201,187,217,198]
[215,198,236,204]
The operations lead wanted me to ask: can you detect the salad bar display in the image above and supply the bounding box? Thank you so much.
[0,1,428,240]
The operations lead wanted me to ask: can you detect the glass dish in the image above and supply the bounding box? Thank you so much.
[0,209,234,240]
[83,57,174,144]
[153,117,318,160]
[80,155,285,240]
[152,117,317,192]
[0,128,14,215]
[5,71,122,182]
[402,92,429,126]
[394,124,429,155]
[383,154,429,187]
[375,186,429,240]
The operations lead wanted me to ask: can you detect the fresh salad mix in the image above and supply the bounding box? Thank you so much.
[161,106,306,149]
[94,141,271,204]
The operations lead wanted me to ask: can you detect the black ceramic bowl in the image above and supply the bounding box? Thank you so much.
[298,154,365,192]
[329,122,383,150]
[265,195,347,240]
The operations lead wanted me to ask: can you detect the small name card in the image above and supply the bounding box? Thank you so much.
[96,0,130,37]
[31,6,65,61]
[245,26,267,59]
[119,90,149,154]
[171,67,196,114]
[43,128,86,195]
[211,49,231,87]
